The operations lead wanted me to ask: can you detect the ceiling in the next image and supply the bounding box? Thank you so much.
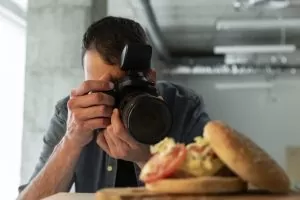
[4,0,300,67]
[108,0,300,67]
[151,0,300,54]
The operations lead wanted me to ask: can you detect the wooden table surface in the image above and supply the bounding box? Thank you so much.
[42,193,94,200]
[44,190,300,200]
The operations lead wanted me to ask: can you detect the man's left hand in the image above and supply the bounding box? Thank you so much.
[96,108,151,167]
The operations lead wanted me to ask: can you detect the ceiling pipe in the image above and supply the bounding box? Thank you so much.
[233,0,291,10]
[162,65,299,76]
[225,52,300,65]
[216,18,300,30]
[214,44,296,54]
[127,0,171,64]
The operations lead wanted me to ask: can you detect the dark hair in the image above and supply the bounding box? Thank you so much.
[82,16,148,66]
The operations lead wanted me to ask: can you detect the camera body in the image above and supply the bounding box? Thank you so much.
[107,44,172,144]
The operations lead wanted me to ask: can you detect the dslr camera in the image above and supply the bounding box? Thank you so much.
[106,44,172,144]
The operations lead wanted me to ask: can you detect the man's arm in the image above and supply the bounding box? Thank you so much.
[17,98,81,200]
[18,78,117,199]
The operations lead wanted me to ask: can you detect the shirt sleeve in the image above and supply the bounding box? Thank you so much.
[182,94,211,144]
[18,97,72,193]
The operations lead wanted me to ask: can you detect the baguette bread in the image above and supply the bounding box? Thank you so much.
[140,120,291,194]
[204,121,291,193]
[145,176,247,194]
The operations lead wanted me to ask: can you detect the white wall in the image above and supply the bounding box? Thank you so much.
[166,74,300,180]
[20,0,89,185]
[21,0,109,188]
[0,10,26,200]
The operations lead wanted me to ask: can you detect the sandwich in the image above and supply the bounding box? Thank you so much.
[139,120,291,194]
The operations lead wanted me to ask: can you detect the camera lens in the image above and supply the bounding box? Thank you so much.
[121,94,172,144]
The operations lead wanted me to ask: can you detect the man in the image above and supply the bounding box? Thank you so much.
[17,16,210,200]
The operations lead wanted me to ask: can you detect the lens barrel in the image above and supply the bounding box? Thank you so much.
[120,93,172,144]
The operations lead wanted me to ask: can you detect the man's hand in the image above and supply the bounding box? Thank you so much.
[65,79,115,148]
[96,108,151,164]
[17,78,117,200]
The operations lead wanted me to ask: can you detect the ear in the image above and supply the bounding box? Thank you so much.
[146,68,157,84]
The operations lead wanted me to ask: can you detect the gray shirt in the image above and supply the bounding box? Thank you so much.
[18,81,210,193]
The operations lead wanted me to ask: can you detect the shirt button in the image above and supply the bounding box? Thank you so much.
[107,165,113,172]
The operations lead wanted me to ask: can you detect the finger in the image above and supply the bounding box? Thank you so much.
[83,118,111,130]
[111,109,134,143]
[67,92,115,109]
[73,106,113,120]
[70,88,77,98]
[106,124,114,134]
[105,126,131,158]
[96,133,111,154]
[104,128,118,156]
[106,125,134,158]
[106,125,122,147]
[111,108,125,135]
[72,80,114,96]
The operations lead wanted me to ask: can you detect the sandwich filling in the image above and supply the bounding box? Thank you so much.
[140,137,225,183]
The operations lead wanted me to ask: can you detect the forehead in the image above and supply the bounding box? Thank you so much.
[83,49,107,68]
[83,49,125,80]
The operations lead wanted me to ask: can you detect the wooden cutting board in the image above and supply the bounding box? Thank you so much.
[43,193,94,200]
[95,187,300,200]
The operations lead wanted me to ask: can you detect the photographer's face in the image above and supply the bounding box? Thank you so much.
[83,49,157,83]
[83,49,125,81]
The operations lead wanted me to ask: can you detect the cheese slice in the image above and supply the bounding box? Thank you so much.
[150,137,176,155]
[180,137,224,177]
[145,136,224,179]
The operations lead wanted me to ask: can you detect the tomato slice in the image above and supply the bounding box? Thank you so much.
[139,144,187,183]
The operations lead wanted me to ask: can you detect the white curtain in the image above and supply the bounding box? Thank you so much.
[0,8,26,199]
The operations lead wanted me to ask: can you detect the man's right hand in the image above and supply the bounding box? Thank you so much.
[17,79,115,200]
[65,79,115,148]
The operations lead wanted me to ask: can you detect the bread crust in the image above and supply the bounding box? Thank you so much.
[145,176,247,194]
[204,120,291,193]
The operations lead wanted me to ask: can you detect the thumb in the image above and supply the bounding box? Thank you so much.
[111,108,121,127]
